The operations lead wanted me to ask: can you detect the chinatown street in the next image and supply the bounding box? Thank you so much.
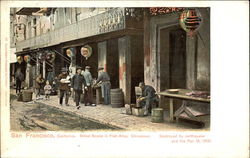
[10,89,210,131]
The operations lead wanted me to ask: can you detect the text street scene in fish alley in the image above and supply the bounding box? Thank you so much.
[10,7,210,131]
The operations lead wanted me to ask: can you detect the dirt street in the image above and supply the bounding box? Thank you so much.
[10,98,119,131]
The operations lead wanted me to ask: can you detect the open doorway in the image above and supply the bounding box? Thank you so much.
[159,26,186,90]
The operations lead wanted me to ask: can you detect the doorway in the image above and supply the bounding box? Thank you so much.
[159,26,186,90]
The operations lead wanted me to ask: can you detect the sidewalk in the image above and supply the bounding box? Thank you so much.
[31,93,209,131]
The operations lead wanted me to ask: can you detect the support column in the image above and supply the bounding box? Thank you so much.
[118,36,131,104]
[36,54,40,76]
[186,35,197,90]
[42,60,46,79]
[70,47,76,74]
[25,63,31,88]
[97,41,107,71]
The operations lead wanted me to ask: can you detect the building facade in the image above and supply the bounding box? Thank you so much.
[10,7,210,106]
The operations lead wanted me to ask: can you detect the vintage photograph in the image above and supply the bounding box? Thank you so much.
[9,7,210,131]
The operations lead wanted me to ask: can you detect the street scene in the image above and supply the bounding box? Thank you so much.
[10,7,210,131]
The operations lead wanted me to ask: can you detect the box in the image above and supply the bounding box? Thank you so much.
[132,107,145,117]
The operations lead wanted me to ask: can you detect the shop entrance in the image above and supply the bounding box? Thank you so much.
[159,26,186,90]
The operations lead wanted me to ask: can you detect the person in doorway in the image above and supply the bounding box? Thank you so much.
[83,66,95,106]
[44,80,52,100]
[71,66,87,109]
[137,82,159,116]
[58,68,70,106]
[94,67,111,105]
[15,68,24,94]
[35,74,45,99]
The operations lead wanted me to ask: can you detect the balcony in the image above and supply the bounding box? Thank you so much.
[16,8,127,52]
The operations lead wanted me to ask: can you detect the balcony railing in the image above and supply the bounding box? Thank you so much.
[16,8,126,52]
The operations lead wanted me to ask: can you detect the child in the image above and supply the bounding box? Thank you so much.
[44,80,52,100]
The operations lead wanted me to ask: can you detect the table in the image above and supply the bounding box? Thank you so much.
[157,89,210,122]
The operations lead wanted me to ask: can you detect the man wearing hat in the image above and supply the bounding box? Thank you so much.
[71,66,87,109]
[58,68,70,106]
[94,67,111,105]
[83,66,95,106]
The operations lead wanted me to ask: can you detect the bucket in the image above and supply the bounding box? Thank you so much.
[111,88,124,108]
[22,90,33,102]
[151,108,164,123]
[17,92,23,101]
[132,107,145,117]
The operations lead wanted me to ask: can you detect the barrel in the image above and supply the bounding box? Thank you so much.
[111,88,124,108]
[22,90,33,102]
[151,108,164,123]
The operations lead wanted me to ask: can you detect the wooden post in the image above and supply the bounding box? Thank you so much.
[169,98,174,122]
[43,60,46,79]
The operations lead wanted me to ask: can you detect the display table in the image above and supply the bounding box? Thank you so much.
[157,89,210,122]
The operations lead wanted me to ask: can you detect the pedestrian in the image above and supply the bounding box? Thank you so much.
[58,68,70,106]
[136,82,159,116]
[83,66,95,106]
[94,67,111,105]
[15,68,24,94]
[35,74,45,99]
[44,80,52,100]
[71,66,87,109]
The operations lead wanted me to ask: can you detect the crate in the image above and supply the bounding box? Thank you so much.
[132,107,145,117]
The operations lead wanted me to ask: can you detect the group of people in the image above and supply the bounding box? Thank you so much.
[57,66,111,110]
[15,65,158,115]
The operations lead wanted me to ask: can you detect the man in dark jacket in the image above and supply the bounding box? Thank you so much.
[58,68,70,106]
[15,68,24,93]
[94,67,111,105]
[137,82,159,116]
[71,66,86,109]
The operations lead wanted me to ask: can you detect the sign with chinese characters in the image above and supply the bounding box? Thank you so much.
[81,45,92,60]
[149,7,184,15]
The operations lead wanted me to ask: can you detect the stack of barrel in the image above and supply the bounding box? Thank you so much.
[110,88,124,108]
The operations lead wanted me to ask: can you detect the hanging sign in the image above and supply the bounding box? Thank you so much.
[179,9,202,36]
[24,55,31,63]
[81,45,92,60]
[17,56,23,64]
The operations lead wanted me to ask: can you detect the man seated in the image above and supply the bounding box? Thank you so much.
[137,82,159,116]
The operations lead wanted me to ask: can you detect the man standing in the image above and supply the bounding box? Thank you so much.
[35,74,44,99]
[58,68,70,106]
[83,66,95,106]
[137,82,159,116]
[15,68,24,94]
[71,66,86,109]
[95,67,111,105]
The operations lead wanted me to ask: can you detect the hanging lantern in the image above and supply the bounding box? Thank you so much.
[24,55,31,63]
[66,48,75,57]
[179,9,202,36]
[17,56,23,64]
[46,51,55,63]
[81,45,92,60]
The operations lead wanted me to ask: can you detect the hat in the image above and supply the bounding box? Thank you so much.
[98,67,104,71]
[85,66,91,69]
[76,66,82,70]
[61,68,67,72]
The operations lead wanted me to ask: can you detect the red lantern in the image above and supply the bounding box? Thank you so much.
[179,9,202,36]
[24,55,30,63]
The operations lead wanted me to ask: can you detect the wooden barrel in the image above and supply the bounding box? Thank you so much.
[111,88,124,108]
[151,108,164,123]
[22,90,33,102]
